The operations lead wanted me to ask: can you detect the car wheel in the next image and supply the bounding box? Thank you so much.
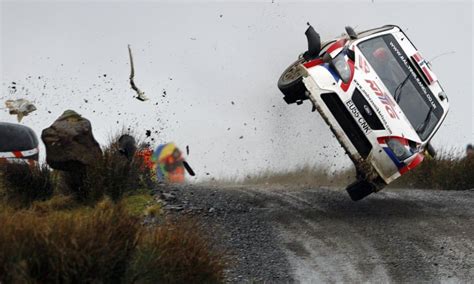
[346,180,376,201]
[277,58,308,104]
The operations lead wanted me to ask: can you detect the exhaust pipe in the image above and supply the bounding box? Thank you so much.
[303,23,321,61]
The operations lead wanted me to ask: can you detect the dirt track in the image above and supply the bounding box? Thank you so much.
[161,185,474,283]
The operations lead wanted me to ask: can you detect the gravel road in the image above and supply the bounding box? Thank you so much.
[159,185,474,283]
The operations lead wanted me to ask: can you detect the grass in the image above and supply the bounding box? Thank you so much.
[26,130,156,204]
[212,165,355,187]
[0,131,226,283]
[127,220,226,283]
[214,149,473,191]
[76,140,154,203]
[0,162,54,208]
[394,150,474,190]
[0,197,225,283]
[122,193,155,216]
[0,200,139,283]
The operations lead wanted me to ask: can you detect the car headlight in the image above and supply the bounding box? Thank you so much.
[386,138,412,161]
[331,53,351,83]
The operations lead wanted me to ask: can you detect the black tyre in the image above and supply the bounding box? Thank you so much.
[277,58,308,104]
[346,180,376,201]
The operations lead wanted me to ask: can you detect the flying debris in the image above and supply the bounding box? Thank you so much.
[128,44,148,101]
[5,99,37,122]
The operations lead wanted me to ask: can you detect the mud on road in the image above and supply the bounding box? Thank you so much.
[160,185,474,283]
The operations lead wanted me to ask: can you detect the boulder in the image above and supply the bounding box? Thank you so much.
[41,110,102,171]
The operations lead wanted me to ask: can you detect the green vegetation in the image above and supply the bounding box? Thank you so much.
[0,200,225,283]
[0,133,226,283]
[0,162,54,208]
[395,150,474,190]
[221,149,473,191]
[123,193,155,216]
[127,220,225,283]
[214,165,354,187]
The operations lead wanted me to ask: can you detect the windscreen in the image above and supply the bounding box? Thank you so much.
[357,34,443,141]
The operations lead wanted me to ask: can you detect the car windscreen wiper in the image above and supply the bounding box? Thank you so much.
[393,72,411,103]
[416,106,434,134]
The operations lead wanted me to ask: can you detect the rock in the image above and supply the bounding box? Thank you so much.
[41,110,102,171]
[161,192,176,201]
[209,207,215,213]
[164,205,184,211]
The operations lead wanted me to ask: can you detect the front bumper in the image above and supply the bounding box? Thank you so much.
[301,70,401,188]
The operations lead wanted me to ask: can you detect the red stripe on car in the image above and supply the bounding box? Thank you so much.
[303,58,324,68]
[13,151,23,158]
[412,52,422,62]
[378,136,410,146]
[327,39,346,54]
[399,153,424,175]
[422,66,434,83]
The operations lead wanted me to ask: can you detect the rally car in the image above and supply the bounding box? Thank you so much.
[0,122,39,165]
[278,24,449,200]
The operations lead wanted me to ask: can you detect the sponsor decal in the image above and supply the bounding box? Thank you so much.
[354,80,393,134]
[388,41,438,110]
[364,79,400,120]
[345,99,371,134]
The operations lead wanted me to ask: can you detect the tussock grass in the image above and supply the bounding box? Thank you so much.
[56,131,154,203]
[0,162,54,207]
[122,193,154,216]
[214,165,355,187]
[0,200,139,283]
[0,130,225,283]
[0,200,225,283]
[215,148,473,191]
[128,220,226,283]
[395,149,474,190]
[30,194,78,213]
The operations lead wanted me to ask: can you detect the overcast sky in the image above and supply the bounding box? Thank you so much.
[1,0,472,180]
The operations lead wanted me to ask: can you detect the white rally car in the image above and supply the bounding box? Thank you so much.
[278,24,449,200]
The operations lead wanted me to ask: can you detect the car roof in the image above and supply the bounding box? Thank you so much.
[0,122,39,152]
